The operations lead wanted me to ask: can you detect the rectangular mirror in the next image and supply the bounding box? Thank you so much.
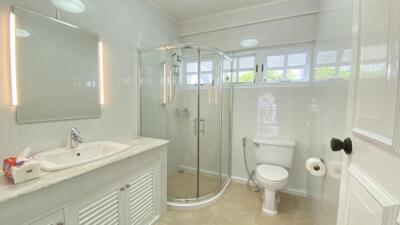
[12,6,102,123]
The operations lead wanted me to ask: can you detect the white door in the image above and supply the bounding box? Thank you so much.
[336,0,400,224]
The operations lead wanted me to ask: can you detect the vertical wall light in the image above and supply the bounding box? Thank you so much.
[98,41,105,105]
[9,10,18,106]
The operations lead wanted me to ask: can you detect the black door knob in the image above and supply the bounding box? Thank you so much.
[330,137,352,155]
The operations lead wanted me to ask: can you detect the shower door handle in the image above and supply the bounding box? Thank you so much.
[200,119,205,135]
[169,69,176,103]
[193,119,197,135]
[161,62,168,105]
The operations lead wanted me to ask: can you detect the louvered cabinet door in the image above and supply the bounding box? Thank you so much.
[66,184,125,225]
[125,169,157,225]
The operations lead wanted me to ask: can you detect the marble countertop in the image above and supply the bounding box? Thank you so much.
[0,136,169,204]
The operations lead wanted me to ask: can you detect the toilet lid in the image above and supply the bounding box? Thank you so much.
[256,164,289,182]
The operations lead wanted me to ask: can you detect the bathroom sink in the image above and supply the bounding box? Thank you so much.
[35,141,130,171]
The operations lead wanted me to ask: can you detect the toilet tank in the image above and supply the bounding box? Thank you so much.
[252,137,295,169]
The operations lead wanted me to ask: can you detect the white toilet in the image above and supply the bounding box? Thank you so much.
[252,137,295,215]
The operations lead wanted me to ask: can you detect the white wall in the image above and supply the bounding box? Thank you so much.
[181,14,318,52]
[179,0,320,37]
[307,0,353,224]
[179,0,354,196]
[180,1,321,194]
[0,0,178,160]
[232,86,313,193]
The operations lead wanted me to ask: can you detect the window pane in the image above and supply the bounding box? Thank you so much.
[223,59,232,71]
[267,55,284,67]
[342,49,352,63]
[288,53,307,66]
[316,50,338,65]
[238,71,254,83]
[201,61,213,72]
[287,69,306,81]
[360,63,386,78]
[201,73,212,84]
[186,62,197,73]
[315,67,336,80]
[339,65,351,78]
[265,70,284,82]
[186,74,197,84]
[239,56,255,69]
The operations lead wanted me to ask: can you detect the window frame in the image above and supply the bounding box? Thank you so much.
[228,51,258,84]
[183,57,215,86]
[261,44,313,84]
[312,42,353,82]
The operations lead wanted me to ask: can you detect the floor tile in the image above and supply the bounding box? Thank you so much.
[158,181,314,225]
[210,213,256,225]
[294,214,314,225]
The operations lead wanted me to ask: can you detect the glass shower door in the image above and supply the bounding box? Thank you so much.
[164,48,199,200]
[221,56,233,185]
[140,45,232,204]
[198,50,222,197]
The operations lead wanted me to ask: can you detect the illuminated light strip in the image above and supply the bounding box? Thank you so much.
[98,41,105,105]
[10,11,18,106]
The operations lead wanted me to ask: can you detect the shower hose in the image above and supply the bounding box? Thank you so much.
[242,137,261,192]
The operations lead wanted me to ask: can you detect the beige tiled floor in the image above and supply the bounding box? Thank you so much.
[158,181,314,225]
[167,171,220,199]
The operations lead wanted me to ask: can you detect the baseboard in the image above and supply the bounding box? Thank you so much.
[178,165,229,178]
[231,175,253,185]
[281,188,308,197]
[231,176,308,197]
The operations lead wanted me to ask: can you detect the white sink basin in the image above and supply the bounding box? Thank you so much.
[35,141,130,171]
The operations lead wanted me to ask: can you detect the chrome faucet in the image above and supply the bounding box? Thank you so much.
[70,128,83,149]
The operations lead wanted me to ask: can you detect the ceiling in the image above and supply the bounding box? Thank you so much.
[147,0,282,22]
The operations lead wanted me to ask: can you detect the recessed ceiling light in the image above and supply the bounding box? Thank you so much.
[241,39,259,48]
[16,28,30,38]
[52,0,85,13]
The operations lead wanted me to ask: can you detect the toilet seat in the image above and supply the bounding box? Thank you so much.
[255,164,289,184]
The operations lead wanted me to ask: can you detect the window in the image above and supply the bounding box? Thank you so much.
[314,47,352,80]
[263,46,311,83]
[184,60,213,85]
[231,53,256,83]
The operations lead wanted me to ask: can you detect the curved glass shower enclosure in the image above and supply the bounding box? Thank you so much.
[139,44,233,207]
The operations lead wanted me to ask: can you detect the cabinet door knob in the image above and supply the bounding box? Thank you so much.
[57,222,64,225]
[120,187,125,191]
[330,137,352,155]
[126,184,131,188]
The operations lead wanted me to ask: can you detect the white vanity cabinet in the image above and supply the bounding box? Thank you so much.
[29,210,65,225]
[0,141,168,225]
[66,181,124,225]
[124,168,158,225]
[65,160,162,225]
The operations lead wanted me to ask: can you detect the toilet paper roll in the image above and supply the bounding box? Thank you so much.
[306,158,321,170]
[326,161,342,180]
[306,158,326,177]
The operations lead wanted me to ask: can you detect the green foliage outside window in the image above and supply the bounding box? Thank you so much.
[339,67,351,78]
[315,67,336,80]
[238,71,254,83]
[265,70,283,81]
